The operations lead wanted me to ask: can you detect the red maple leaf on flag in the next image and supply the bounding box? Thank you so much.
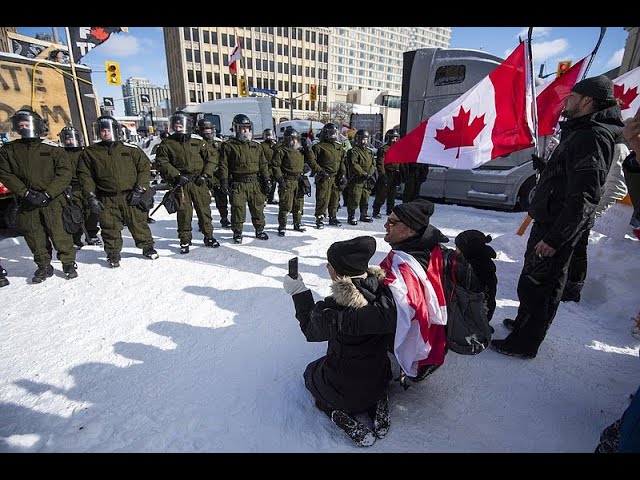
[90,27,110,42]
[614,83,639,111]
[434,107,486,158]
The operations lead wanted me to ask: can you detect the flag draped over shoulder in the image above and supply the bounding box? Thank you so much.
[614,65,640,121]
[535,55,591,136]
[380,249,447,377]
[68,27,126,62]
[385,41,535,169]
[229,39,242,75]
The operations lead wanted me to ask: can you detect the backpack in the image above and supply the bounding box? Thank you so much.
[441,248,492,355]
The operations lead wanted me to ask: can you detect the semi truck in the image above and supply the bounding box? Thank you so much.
[401,47,552,211]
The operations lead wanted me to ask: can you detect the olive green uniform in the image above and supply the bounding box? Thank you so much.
[77,141,155,259]
[219,138,270,236]
[0,139,76,268]
[66,147,100,244]
[271,146,305,229]
[305,140,346,221]
[401,163,429,203]
[372,143,401,215]
[260,139,278,203]
[155,134,217,245]
[345,144,376,220]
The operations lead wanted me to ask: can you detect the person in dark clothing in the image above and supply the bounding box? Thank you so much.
[400,163,429,203]
[0,109,78,282]
[260,128,279,205]
[0,263,8,287]
[283,236,396,447]
[455,229,498,322]
[492,75,624,359]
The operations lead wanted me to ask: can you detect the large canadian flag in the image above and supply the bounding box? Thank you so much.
[536,55,591,136]
[614,65,640,121]
[385,42,535,169]
[229,38,242,75]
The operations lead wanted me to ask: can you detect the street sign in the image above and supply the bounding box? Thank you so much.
[249,87,277,95]
[103,97,114,108]
[140,94,150,103]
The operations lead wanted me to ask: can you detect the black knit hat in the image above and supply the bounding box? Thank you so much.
[392,198,435,235]
[327,235,377,276]
[455,229,497,260]
[571,75,615,102]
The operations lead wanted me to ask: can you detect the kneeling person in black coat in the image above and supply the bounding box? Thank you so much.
[283,235,396,447]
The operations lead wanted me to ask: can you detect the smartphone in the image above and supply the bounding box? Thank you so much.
[288,257,298,279]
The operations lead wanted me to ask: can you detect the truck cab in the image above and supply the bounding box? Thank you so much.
[401,47,546,210]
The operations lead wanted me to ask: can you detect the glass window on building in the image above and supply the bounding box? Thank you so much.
[190,90,196,102]
[256,60,261,71]
[257,78,263,89]
[305,100,309,110]
[208,92,214,101]
[305,30,310,42]
[206,72,213,84]
[262,40,267,52]
[187,70,194,82]
[297,29,302,40]
[215,73,220,84]
[270,79,275,90]
[194,50,201,63]
[211,32,217,45]
[305,49,310,60]
[291,83,296,93]
[186,49,193,62]
[277,44,282,55]
[292,28,297,40]
[284,63,289,75]
[305,66,310,76]
[269,41,274,52]
[205,51,211,64]
[298,82,302,93]
[278,63,283,74]
[203,31,209,44]
[196,71,202,83]
[434,64,465,86]
[283,27,289,37]
[222,34,228,47]
[278,80,283,91]
[277,27,282,37]
[284,45,288,56]
[183,27,191,41]
[213,53,219,65]
[269,60,274,72]
[192,28,199,43]
[254,39,261,52]
[224,74,230,86]
[311,31,316,43]
[298,65,302,76]
[297,47,302,58]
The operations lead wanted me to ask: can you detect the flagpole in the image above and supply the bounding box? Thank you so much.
[64,27,90,144]
[582,27,607,80]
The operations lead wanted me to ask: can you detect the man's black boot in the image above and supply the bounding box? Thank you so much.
[63,262,78,280]
[32,264,54,284]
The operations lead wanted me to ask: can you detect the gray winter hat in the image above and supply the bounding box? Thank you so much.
[571,75,615,102]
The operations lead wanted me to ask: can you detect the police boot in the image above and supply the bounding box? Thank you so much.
[293,223,306,232]
[329,217,342,227]
[32,264,54,284]
[348,216,358,226]
[360,214,374,223]
[143,247,159,260]
[233,233,243,244]
[0,266,9,287]
[179,240,192,254]
[372,209,382,219]
[220,217,231,228]
[86,236,102,246]
[255,230,269,240]
[278,227,286,237]
[63,262,78,280]
[107,253,121,268]
[204,235,220,248]
[315,215,325,230]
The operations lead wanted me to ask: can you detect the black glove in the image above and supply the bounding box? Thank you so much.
[277,178,287,193]
[315,169,329,182]
[261,178,272,196]
[173,175,190,188]
[219,179,230,195]
[531,153,547,172]
[338,174,348,190]
[194,174,207,186]
[87,193,105,215]
[23,189,51,207]
[126,184,145,207]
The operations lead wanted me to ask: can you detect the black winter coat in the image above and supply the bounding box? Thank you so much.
[528,105,624,249]
[291,267,396,413]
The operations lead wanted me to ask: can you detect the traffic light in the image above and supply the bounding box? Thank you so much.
[105,61,121,86]
[309,84,317,102]
[238,76,248,97]
[556,60,572,78]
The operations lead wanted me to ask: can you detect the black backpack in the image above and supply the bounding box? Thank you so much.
[441,247,492,355]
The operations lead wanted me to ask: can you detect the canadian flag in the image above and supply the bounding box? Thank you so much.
[385,41,535,169]
[614,65,640,121]
[229,38,242,75]
[380,248,447,377]
[536,55,591,136]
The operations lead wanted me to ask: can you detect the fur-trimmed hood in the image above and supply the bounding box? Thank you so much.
[330,266,386,309]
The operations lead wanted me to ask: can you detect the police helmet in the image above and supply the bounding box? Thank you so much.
[263,128,275,142]
[355,129,370,147]
[196,118,216,140]
[232,114,253,142]
[11,109,45,139]
[284,128,301,150]
[94,115,121,142]
[384,128,400,144]
[170,111,193,135]
[320,122,338,142]
[59,126,84,148]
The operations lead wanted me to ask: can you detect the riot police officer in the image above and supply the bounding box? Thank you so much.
[155,112,220,253]
[0,109,78,282]
[305,122,346,229]
[260,128,279,205]
[77,115,158,268]
[345,129,376,225]
[372,129,401,218]
[59,126,101,247]
[196,118,230,229]
[219,114,271,244]
[271,128,307,236]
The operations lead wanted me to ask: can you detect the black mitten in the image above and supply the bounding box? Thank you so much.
[23,189,51,207]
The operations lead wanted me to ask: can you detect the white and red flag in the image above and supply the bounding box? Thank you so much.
[229,38,242,75]
[614,65,640,121]
[535,55,591,136]
[385,41,535,169]
[380,248,447,377]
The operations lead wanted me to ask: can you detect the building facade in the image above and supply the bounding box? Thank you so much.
[163,26,450,126]
[122,77,171,118]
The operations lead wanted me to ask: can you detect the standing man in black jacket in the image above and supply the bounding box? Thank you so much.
[492,75,624,359]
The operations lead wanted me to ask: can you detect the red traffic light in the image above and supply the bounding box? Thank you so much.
[556,60,572,78]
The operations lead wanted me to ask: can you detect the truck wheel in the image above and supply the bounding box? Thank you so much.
[517,177,536,211]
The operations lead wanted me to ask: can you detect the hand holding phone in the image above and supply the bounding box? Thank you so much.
[288,257,298,279]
